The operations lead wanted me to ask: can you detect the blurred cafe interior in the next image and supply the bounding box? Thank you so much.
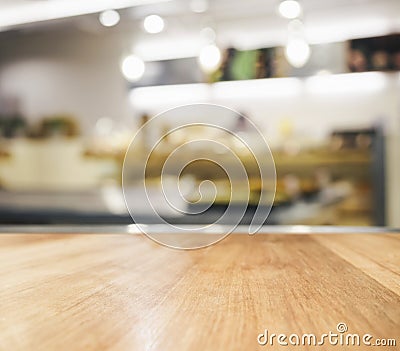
[0,0,399,228]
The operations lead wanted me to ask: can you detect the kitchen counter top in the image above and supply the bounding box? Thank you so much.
[0,226,399,350]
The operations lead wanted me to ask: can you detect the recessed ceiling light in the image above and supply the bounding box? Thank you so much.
[278,0,302,19]
[143,14,164,34]
[198,44,221,73]
[190,0,209,13]
[99,9,120,27]
[285,38,311,67]
[121,55,145,82]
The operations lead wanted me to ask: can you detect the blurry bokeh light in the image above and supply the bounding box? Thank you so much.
[190,0,209,13]
[198,44,221,73]
[285,38,311,67]
[99,9,120,27]
[143,14,165,34]
[121,55,145,81]
[278,0,302,19]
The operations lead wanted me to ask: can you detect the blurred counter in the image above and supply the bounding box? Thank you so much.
[0,139,118,190]
[0,135,380,226]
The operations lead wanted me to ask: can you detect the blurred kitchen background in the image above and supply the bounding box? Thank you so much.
[0,0,399,227]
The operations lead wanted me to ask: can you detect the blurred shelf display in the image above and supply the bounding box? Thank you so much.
[36,114,80,138]
[0,99,384,225]
[0,139,119,191]
[129,34,400,87]
[118,126,383,226]
[348,34,400,72]
[0,113,81,139]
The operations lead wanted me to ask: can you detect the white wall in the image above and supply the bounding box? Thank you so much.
[0,29,134,133]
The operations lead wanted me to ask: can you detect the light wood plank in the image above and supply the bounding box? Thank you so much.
[0,233,398,351]
[314,234,400,296]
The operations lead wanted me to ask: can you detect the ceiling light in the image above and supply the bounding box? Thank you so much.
[285,19,310,67]
[143,14,164,34]
[190,0,209,13]
[285,38,311,67]
[121,55,145,82]
[278,0,302,19]
[99,9,120,27]
[198,44,221,73]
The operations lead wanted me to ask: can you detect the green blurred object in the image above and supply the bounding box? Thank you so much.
[231,49,258,80]
[0,113,27,138]
[216,48,274,82]
[38,114,80,138]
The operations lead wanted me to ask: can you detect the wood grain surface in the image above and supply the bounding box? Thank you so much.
[0,232,399,350]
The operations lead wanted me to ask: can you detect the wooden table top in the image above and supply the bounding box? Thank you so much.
[0,230,399,350]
